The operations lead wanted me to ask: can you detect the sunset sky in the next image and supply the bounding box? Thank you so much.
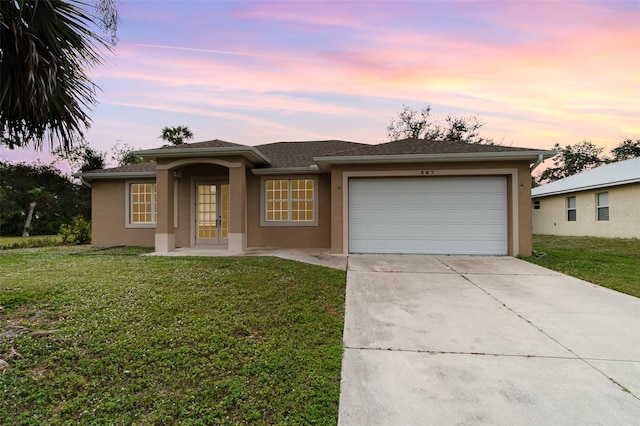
[2,0,639,169]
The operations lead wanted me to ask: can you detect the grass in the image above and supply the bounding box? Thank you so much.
[0,235,63,250]
[0,246,346,425]
[525,235,640,298]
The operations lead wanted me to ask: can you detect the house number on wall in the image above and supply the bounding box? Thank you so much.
[419,170,436,175]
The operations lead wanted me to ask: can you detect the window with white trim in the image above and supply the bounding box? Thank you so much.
[596,192,609,221]
[263,178,317,225]
[130,182,157,225]
[567,196,576,221]
[533,200,540,210]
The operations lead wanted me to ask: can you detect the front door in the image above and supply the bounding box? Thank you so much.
[195,183,229,246]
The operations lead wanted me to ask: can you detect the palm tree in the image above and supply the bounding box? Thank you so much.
[160,126,194,146]
[0,1,117,153]
[22,187,52,237]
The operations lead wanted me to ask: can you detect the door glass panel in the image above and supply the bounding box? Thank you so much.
[220,184,230,239]
[197,184,217,239]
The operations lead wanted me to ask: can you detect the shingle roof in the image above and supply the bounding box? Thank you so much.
[532,157,640,197]
[255,140,366,168]
[328,138,541,157]
[82,161,157,174]
[155,139,244,150]
[80,138,551,177]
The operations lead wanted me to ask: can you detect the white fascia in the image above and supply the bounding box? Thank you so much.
[135,146,271,165]
[313,150,555,165]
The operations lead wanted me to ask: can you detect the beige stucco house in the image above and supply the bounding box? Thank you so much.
[80,138,554,256]
[532,157,640,238]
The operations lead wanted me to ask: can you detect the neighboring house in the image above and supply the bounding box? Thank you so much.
[532,157,640,238]
[79,138,553,256]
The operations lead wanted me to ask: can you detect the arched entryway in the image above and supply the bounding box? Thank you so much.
[154,157,248,253]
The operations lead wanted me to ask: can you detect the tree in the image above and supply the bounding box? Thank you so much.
[387,104,494,144]
[0,0,118,153]
[442,115,487,144]
[387,105,436,140]
[0,161,89,236]
[53,139,106,173]
[110,142,146,166]
[610,138,640,162]
[160,126,194,146]
[22,187,53,237]
[537,141,605,184]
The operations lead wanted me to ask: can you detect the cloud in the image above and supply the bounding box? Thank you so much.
[80,0,639,154]
[136,43,315,62]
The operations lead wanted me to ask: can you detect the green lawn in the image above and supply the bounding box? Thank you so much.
[0,235,63,249]
[525,235,640,298]
[0,246,346,425]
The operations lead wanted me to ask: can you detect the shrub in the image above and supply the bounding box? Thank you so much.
[60,216,92,244]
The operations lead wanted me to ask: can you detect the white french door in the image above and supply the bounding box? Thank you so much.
[195,183,229,245]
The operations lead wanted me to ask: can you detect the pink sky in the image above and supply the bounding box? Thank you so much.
[2,0,639,171]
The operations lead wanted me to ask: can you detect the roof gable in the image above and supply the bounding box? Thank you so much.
[532,157,640,197]
[135,139,270,165]
[152,139,244,150]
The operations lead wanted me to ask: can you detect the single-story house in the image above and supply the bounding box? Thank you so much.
[531,157,640,239]
[79,138,554,256]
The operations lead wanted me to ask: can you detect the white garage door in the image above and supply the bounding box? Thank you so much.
[349,176,507,255]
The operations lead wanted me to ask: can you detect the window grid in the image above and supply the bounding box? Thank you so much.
[266,179,289,221]
[265,179,314,222]
[131,183,157,224]
[197,184,217,239]
[597,192,609,221]
[290,179,314,221]
[567,196,576,222]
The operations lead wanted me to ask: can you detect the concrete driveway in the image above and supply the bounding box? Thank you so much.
[338,255,640,425]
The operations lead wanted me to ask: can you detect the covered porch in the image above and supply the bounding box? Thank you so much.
[136,142,272,254]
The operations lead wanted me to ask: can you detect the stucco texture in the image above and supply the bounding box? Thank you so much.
[90,159,537,256]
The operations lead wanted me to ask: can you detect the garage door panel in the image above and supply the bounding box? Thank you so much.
[349,177,508,255]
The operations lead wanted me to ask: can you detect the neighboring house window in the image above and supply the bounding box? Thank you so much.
[129,182,157,225]
[533,200,541,210]
[597,192,609,221]
[262,178,317,226]
[566,196,576,221]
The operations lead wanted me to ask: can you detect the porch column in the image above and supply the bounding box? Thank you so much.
[228,161,247,252]
[155,168,175,252]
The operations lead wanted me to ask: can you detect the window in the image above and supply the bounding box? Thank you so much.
[129,182,157,225]
[533,200,541,210]
[597,192,609,221]
[566,196,576,221]
[263,178,317,225]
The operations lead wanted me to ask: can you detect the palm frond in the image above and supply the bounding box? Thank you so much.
[0,0,112,152]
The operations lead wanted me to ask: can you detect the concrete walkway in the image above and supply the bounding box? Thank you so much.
[339,255,640,425]
[145,247,348,270]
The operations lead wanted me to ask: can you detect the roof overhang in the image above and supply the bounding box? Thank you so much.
[74,170,156,188]
[251,165,320,176]
[532,178,640,198]
[76,171,156,181]
[135,146,271,166]
[313,150,555,166]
